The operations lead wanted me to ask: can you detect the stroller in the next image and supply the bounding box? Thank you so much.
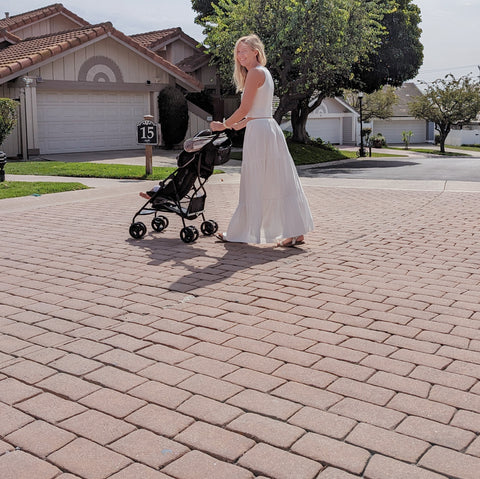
[129,129,231,243]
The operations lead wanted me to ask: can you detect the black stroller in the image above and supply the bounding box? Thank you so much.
[129,129,231,243]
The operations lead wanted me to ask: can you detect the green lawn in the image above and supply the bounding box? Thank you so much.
[0,181,89,199]
[5,161,176,180]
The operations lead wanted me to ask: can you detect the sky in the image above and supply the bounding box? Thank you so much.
[5,0,480,86]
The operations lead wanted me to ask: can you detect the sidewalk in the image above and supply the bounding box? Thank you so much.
[2,157,480,478]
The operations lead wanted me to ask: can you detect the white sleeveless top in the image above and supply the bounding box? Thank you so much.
[247,66,274,119]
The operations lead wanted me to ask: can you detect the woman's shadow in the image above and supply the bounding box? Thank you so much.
[128,233,307,294]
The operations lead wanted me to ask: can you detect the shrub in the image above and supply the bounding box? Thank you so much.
[158,87,189,149]
[370,133,387,148]
[0,98,18,147]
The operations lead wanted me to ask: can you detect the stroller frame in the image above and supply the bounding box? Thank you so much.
[129,130,229,243]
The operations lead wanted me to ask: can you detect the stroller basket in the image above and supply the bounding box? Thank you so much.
[129,129,231,243]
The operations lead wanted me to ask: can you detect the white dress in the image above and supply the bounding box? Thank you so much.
[225,65,314,244]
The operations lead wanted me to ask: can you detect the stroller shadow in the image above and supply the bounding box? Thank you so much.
[128,234,307,293]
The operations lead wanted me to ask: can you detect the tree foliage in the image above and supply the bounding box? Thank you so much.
[158,87,189,149]
[350,0,423,93]
[409,75,480,153]
[344,86,398,122]
[0,98,18,147]
[199,0,387,142]
[191,0,222,20]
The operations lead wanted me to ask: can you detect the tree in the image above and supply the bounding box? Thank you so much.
[191,0,221,21]
[344,86,398,121]
[158,87,189,149]
[350,0,423,93]
[409,75,480,153]
[199,0,387,143]
[0,98,17,148]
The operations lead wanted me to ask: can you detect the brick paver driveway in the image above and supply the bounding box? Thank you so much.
[2,174,480,479]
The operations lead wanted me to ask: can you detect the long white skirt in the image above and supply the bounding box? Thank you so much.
[226,118,314,244]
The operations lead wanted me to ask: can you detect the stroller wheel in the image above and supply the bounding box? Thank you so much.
[180,225,198,243]
[152,216,168,232]
[129,222,147,239]
[201,220,218,236]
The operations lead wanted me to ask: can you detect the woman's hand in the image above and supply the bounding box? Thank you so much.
[210,121,225,132]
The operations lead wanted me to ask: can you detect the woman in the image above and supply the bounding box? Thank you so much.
[211,34,314,247]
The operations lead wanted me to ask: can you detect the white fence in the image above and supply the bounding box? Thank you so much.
[446,128,480,146]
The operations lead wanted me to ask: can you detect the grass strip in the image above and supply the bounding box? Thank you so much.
[0,181,89,199]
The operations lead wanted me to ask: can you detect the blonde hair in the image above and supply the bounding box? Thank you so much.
[233,34,267,92]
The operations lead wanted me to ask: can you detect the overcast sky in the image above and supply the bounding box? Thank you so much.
[5,0,480,85]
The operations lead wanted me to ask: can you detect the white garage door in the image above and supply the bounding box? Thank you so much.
[373,120,426,145]
[37,91,150,153]
[306,118,341,144]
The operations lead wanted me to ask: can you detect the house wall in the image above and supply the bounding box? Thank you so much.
[446,128,480,146]
[12,16,82,39]
[167,41,197,65]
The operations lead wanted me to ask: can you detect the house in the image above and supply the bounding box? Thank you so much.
[281,83,433,146]
[282,96,359,145]
[0,4,209,158]
[369,83,434,145]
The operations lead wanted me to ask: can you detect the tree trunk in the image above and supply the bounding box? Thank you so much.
[437,125,450,153]
[291,98,310,143]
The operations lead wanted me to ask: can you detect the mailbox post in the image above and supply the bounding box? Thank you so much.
[137,115,159,175]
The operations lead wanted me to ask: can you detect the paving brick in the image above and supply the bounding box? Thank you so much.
[94,348,155,372]
[177,394,242,425]
[346,423,430,462]
[292,432,370,475]
[16,392,86,423]
[0,439,14,454]
[110,429,189,469]
[410,364,477,390]
[174,421,255,461]
[0,377,40,404]
[317,467,361,479]
[109,463,172,479]
[48,353,102,375]
[185,341,240,361]
[129,380,191,409]
[228,412,304,448]
[306,343,368,362]
[446,359,480,379]
[0,450,61,479]
[360,354,415,376]
[227,389,301,420]
[419,445,480,479]
[228,351,283,373]
[268,346,320,366]
[330,397,405,429]
[36,372,101,400]
[1,359,56,384]
[59,409,135,444]
[364,454,448,479]
[289,406,356,439]
[79,388,146,418]
[163,450,254,479]
[84,365,147,392]
[137,344,194,364]
[451,410,480,433]
[138,362,194,385]
[0,402,34,436]
[5,420,76,456]
[238,442,322,479]
[367,370,431,398]
[396,415,476,450]
[327,378,395,406]
[178,355,238,378]
[313,357,374,382]
[223,336,276,355]
[223,367,286,392]
[390,348,452,369]
[49,437,131,478]
[59,338,113,358]
[178,373,243,401]
[273,381,342,409]
[429,384,480,413]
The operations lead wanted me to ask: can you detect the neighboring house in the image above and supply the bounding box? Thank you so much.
[369,83,434,145]
[0,4,206,158]
[281,83,434,146]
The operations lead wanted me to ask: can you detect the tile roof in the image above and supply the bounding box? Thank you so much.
[0,22,203,90]
[176,53,210,73]
[0,3,89,33]
[131,27,202,52]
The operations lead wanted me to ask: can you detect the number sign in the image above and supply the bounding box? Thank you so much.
[137,120,159,144]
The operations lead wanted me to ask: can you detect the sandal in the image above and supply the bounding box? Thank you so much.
[215,232,228,242]
[276,236,305,248]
